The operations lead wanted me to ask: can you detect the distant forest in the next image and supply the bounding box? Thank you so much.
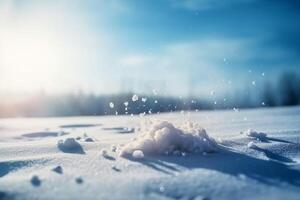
[1,72,300,117]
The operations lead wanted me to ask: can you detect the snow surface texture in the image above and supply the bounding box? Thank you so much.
[1,107,300,200]
[119,121,218,157]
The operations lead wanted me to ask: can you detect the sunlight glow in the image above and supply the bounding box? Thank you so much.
[1,29,63,92]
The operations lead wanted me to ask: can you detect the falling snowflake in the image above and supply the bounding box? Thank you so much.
[109,102,114,108]
[124,101,129,107]
[132,94,139,102]
[142,97,147,102]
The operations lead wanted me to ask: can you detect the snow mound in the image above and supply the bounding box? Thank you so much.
[57,138,85,154]
[119,121,218,157]
[246,129,267,140]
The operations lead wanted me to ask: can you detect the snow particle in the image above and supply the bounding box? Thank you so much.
[142,97,147,102]
[124,101,129,107]
[132,94,139,102]
[252,81,256,86]
[109,102,114,108]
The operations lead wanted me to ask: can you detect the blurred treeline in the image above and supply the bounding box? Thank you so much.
[0,72,299,117]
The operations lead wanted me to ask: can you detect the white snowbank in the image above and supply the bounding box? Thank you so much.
[119,121,218,157]
[246,129,267,140]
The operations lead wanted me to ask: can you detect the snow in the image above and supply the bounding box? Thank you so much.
[246,129,267,140]
[119,121,218,157]
[84,137,94,142]
[101,149,108,157]
[52,166,63,174]
[247,141,257,149]
[132,150,144,159]
[1,106,300,200]
[57,138,85,154]
[132,94,139,102]
[109,102,114,108]
[142,97,147,102]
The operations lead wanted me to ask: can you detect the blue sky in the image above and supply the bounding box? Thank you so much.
[0,0,299,97]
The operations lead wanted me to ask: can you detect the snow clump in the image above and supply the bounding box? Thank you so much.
[109,102,114,108]
[57,138,84,154]
[132,94,139,102]
[246,129,267,140]
[132,150,144,159]
[119,121,218,157]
